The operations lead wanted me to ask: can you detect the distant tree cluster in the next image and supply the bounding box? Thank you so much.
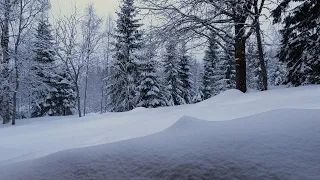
[0,0,319,124]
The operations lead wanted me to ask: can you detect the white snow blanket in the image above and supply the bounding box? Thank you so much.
[0,86,320,179]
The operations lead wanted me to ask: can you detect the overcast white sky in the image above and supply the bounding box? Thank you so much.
[50,0,120,19]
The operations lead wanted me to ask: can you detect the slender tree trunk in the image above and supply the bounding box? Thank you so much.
[12,62,19,125]
[254,5,268,91]
[12,54,20,125]
[76,83,82,117]
[100,52,108,113]
[234,23,247,93]
[104,19,111,112]
[104,47,110,112]
[1,0,11,124]
[104,63,109,112]
[12,0,23,125]
[100,82,104,114]
[83,63,89,116]
[104,80,108,112]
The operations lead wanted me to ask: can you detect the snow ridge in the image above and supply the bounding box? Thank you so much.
[1,108,320,180]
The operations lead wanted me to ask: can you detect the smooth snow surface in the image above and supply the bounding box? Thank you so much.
[1,110,320,180]
[1,86,320,179]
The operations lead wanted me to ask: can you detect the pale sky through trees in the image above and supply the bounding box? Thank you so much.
[48,0,280,63]
[51,0,119,18]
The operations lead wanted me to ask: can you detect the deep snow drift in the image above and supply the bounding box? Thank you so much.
[1,110,320,180]
[1,86,320,179]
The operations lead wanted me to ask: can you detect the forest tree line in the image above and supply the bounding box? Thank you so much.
[0,0,319,125]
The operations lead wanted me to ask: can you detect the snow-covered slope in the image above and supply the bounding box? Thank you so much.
[0,86,320,179]
[1,109,320,180]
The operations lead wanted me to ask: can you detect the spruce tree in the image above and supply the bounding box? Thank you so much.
[178,42,192,104]
[246,41,264,90]
[212,40,236,94]
[266,28,286,86]
[107,0,143,112]
[215,59,228,92]
[163,40,184,106]
[137,39,166,108]
[31,17,75,117]
[273,0,320,86]
[222,38,236,90]
[190,58,203,103]
[246,42,259,90]
[201,33,219,100]
[267,58,286,86]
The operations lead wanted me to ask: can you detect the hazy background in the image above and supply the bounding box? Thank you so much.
[51,0,119,18]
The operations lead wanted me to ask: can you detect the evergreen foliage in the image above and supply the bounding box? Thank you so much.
[31,18,76,117]
[265,37,286,86]
[215,40,236,92]
[107,0,143,112]
[190,59,203,103]
[201,33,219,100]
[178,42,193,104]
[246,41,263,90]
[163,40,184,105]
[222,39,236,90]
[137,39,167,108]
[273,0,320,86]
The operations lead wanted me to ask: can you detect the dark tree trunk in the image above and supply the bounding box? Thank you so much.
[234,23,247,93]
[12,0,23,125]
[83,63,89,116]
[76,84,82,117]
[100,83,104,114]
[254,4,268,91]
[12,64,19,125]
[101,55,109,113]
[232,0,254,93]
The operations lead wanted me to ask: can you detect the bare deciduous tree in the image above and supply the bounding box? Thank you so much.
[139,0,269,93]
[0,0,49,124]
[81,3,102,116]
[101,14,114,113]
[11,0,50,125]
[55,8,83,117]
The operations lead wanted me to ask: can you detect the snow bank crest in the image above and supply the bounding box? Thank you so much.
[197,89,244,105]
[162,116,209,133]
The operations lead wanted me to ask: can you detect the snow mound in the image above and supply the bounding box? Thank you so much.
[1,109,320,180]
[1,86,320,166]
[197,89,244,105]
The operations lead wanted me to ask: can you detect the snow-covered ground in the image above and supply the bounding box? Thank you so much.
[1,86,320,179]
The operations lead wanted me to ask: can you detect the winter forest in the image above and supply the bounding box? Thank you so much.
[0,0,319,125]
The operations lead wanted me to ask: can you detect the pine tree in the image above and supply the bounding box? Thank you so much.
[268,58,286,86]
[214,46,234,93]
[42,71,76,116]
[107,0,143,112]
[190,58,203,103]
[215,59,228,93]
[201,33,219,100]
[213,39,236,94]
[136,39,166,108]
[31,17,56,117]
[178,42,192,104]
[273,0,320,86]
[222,38,236,90]
[31,17,75,117]
[266,48,286,86]
[163,40,184,106]
[246,41,263,90]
